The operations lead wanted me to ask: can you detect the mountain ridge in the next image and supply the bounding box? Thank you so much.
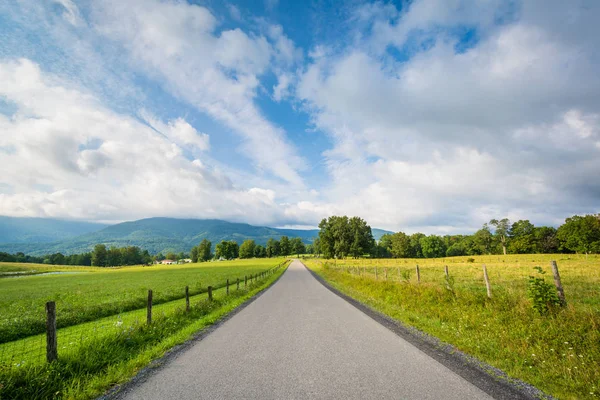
[0,217,392,256]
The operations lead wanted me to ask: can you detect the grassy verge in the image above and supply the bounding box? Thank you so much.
[304,256,599,400]
[0,262,288,400]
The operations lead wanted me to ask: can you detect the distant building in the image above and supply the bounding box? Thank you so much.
[160,259,175,265]
[178,259,192,264]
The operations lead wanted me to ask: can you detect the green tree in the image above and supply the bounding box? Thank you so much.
[420,235,447,258]
[490,218,511,255]
[254,244,266,258]
[557,215,600,255]
[534,226,559,253]
[318,216,373,259]
[390,232,411,258]
[239,239,256,259]
[374,233,393,257]
[266,238,280,257]
[165,252,178,261]
[107,247,123,267]
[190,246,199,263]
[291,237,305,257]
[508,220,536,254]
[409,233,425,258]
[279,236,291,256]
[473,224,494,254]
[91,244,108,267]
[198,239,212,261]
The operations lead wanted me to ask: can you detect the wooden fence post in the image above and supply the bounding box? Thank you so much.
[550,261,567,306]
[482,264,492,299]
[185,286,190,312]
[445,265,449,279]
[45,301,57,363]
[208,286,213,301]
[147,290,153,325]
[416,265,420,283]
[226,279,230,295]
[245,275,247,288]
[237,278,240,290]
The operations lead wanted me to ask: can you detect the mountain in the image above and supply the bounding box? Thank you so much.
[0,216,107,244]
[0,217,393,256]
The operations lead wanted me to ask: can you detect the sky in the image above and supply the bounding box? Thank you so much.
[0,0,599,233]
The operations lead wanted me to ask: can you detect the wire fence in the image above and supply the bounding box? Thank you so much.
[0,260,289,370]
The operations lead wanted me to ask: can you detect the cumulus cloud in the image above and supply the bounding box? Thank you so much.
[295,0,600,231]
[0,59,290,225]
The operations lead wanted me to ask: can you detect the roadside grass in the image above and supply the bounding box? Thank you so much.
[304,254,600,400]
[0,258,286,343]
[0,262,288,400]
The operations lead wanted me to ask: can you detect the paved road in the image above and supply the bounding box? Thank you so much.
[117,260,492,399]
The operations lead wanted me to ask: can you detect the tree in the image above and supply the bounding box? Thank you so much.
[254,244,266,258]
[266,238,280,258]
[409,233,425,258]
[91,244,108,267]
[239,240,256,259]
[490,218,511,255]
[534,226,559,254]
[215,240,239,259]
[420,235,447,258]
[190,246,199,263]
[318,216,373,259]
[508,220,536,254]
[312,237,321,257]
[374,234,393,258]
[557,215,600,255]
[390,232,411,258]
[165,252,178,261]
[48,253,65,265]
[198,239,212,261]
[291,237,305,257]
[473,224,494,254]
[279,236,291,256]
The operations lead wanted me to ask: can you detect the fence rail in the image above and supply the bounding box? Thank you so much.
[0,260,289,369]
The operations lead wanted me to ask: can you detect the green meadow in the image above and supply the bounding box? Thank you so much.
[305,254,600,400]
[0,259,285,343]
[0,259,288,399]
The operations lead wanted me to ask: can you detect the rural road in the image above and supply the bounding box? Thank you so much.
[116,260,494,399]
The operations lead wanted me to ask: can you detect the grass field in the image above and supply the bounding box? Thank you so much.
[0,259,289,399]
[0,259,286,343]
[304,254,600,400]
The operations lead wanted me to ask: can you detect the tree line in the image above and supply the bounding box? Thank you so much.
[316,214,600,259]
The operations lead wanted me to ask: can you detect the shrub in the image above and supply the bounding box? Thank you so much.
[466,257,475,263]
[527,266,561,315]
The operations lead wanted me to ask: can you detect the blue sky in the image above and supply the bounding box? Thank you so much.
[0,0,599,232]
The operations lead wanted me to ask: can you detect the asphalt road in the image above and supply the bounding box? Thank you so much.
[116,260,493,399]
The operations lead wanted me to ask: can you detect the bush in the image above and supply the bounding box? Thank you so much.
[527,266,561,315]
[466,257,475,263]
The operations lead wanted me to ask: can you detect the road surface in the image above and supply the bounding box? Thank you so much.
[116,260,494,399]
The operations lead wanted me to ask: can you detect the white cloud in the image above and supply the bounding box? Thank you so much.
[294,0,600,231]
[91,0,305,186]
[0,59,291,225]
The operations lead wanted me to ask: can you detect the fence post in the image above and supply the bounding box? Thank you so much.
[482,264,492,299]
[208,286,213,301]
[245,275,247,288]
[45,301,57,363]
[185,286,190,312]
[550,261,567,306]
[445,265,449,279]
[237,278,240,290]
[385,268,388,281]
[226,279,230,295]
[147,290,153,325]
[416,265,420,283]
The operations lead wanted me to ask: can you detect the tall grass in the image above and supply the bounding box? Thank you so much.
[305,254,599,400]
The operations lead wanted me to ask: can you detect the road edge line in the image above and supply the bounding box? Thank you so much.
[302,261,554,400]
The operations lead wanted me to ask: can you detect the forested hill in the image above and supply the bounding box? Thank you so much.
[0,217,391,256]
[0,216,107,244]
